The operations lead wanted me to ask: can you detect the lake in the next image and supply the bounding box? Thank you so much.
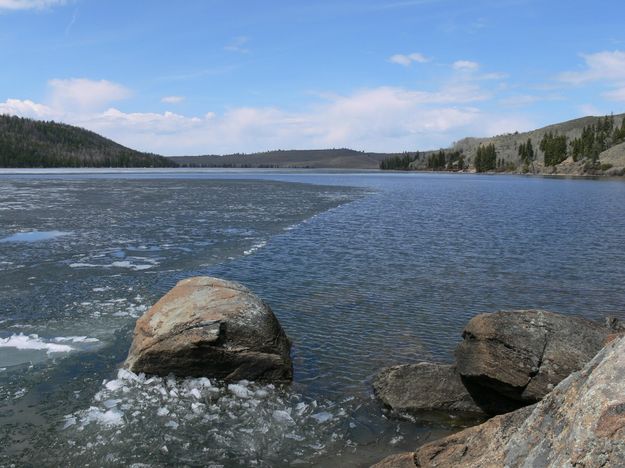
[1,170,624,466]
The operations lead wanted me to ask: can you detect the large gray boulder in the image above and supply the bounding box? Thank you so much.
[455,309,609,406]
[124,276,292,381]
[410,335,625,467]
[373,363,488,424]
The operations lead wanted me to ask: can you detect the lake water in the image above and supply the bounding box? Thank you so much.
[1,170,625,466]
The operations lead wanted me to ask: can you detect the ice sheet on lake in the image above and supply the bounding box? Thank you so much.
[0,230,72,243]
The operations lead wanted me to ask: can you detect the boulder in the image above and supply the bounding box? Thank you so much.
[124,276,292,381]
[373,363,488,424]
[455,309,609,406]
[411,335,625,467]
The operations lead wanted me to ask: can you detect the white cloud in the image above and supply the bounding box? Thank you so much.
[499,95,540,107]
[48,78,131,111]
[453,60,479,71]
[0,98,58,119]
[0,76,528,155]
[559,50,625,84]
[161,95,185,104]
[579,104,601,116]
[224,36,249,54]
[559,50,625,103]
[0,0,66,10]
[603,87,625,102]
[389,52,429,66]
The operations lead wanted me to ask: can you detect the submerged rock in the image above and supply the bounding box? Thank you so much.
[124,276,292,381]
[373,363,487,424]
[455,309,609,406]
[411,335,625,467]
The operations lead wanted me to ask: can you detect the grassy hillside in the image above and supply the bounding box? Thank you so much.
[170,149,395,169]
[0,115,177,168]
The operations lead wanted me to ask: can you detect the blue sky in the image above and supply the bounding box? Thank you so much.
[1,0,625,155]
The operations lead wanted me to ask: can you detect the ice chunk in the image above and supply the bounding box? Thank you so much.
[117,368,143,382]
[164,420,179,429]
[62,416,77,429]
[227,384,251,399]
[272,410,294,425]
[310,412,333,423]
[83,407,124,427]
[103,399,120,409]
[105,380,123,392]
[157,407,170,417]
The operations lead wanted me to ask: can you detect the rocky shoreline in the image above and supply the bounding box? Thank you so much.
[123,277,625,467]
[372,310,625,467]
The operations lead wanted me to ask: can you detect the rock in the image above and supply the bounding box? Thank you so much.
[412,336,625,467]
[455,309,609,407]
[373,363,487,424]
[414,405,535,467]
[124,276,292,381]
[371,452,416,468]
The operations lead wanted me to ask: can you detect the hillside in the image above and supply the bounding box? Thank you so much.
[405,113,625,176]
[0,115,176,168]
[170,149,395,169]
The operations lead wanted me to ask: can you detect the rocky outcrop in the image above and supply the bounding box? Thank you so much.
[124,276,292,381]
[411,336,625,467]
[413,405,534,467]
[373,363,487,424]
[455,310,609,406]
[371,452,417,468]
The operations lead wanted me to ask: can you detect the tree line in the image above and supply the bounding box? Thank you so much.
[379,152,420,170]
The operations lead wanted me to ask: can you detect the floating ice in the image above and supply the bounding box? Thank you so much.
[69,260,156,271]
[164,420,179,429]
[53,336,99,343]
[227,383,252,399]
[81,407,125,427]
[311,412,333,423]
[63,370,354,466]
[272,410,294,425]
[243,241,267,256]
[0,333,73,354]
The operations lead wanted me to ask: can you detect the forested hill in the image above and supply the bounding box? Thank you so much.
[170,149,395,169]
[0,115,176,168]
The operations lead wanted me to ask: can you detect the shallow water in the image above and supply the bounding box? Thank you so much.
[1,170,625,466]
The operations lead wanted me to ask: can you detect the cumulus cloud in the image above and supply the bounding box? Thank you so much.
[0,0,66,10]
[453,60,479,71]
[48,78,131,111]
[389,52,429,66]
[0,75,527,155]
[161,95,185,104]
[0,98,58,119]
